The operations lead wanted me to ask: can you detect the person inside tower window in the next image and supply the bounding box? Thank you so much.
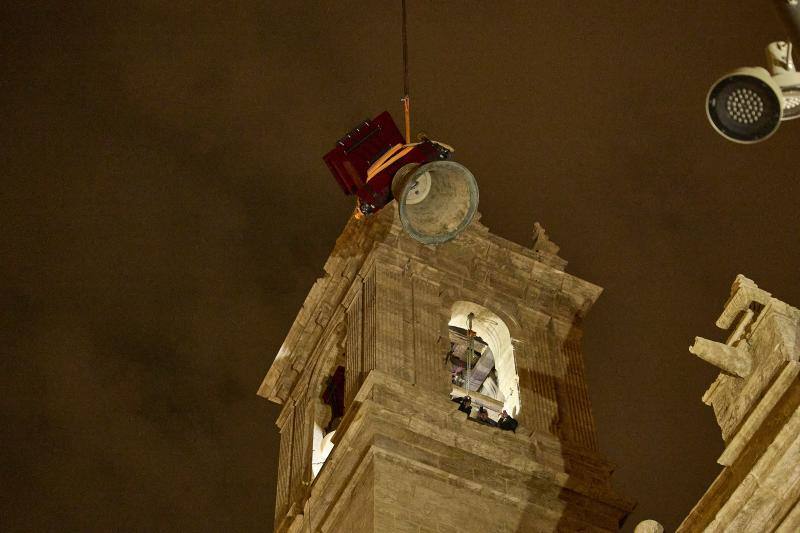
[497,409,518,432]
[452,395,472,416]
[451,367,464,386]
[476,406,495,426]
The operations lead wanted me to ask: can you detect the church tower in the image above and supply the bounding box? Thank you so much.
[258,205,633,532]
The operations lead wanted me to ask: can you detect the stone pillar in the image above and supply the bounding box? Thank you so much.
[274,409,293,523]
[561,337,599,451]
[373,264,411,382]
[345,290,363,408]
[362,269,377,379]
[411,275,446,393]
[289,398,309,506]
[525,328,561,435]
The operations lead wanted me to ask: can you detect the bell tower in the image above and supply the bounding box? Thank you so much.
[258,205,633,532]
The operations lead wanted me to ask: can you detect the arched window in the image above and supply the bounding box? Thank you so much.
[448,302,520,418]
[311,366,344,479]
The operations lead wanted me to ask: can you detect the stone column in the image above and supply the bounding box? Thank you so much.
[411,275,447,393]
[345,290,363,408]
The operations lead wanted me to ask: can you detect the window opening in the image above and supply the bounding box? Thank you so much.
[447,316,502,400]
[311,365,345,479]
[448,302,521,427]
[321,366,345,433]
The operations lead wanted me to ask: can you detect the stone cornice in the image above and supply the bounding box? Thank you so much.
[281,370,633,532]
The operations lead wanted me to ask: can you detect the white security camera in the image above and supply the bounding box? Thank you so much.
[707,41,800,143]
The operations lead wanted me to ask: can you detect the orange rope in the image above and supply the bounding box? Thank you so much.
[401,0,411,143]
[369,143,404,175]
[402,95,411,144]
[366,143,416,181]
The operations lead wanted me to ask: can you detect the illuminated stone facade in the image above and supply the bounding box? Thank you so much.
[676,276,800,532]
[258,205,632,532]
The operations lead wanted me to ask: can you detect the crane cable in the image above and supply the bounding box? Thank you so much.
[364,2,454,183]
[466,313,475,396]
[401,0,411,144]
[365,1,458,184]
[362,0,412,184]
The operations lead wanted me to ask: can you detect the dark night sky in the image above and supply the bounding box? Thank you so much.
[2,2,798,531]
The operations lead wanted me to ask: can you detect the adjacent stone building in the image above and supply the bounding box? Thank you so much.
[675,276,800,531]
[258,205,633,532]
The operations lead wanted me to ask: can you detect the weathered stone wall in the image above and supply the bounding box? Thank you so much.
[676,276,800,532]
[329,461,374,533]
[298,372,631,533]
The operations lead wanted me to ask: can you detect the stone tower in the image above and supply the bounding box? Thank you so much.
[677,276,800,531]
[258,206,633,532]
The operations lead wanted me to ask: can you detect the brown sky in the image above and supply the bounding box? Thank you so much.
[2,1,799,531]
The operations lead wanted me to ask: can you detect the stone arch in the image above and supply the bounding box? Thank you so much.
[448,300,521,417]
[438,283,523,336]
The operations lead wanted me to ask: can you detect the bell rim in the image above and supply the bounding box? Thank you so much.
[397,160,480,245]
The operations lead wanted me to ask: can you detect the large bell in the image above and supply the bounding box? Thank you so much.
[392,160,479,245]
